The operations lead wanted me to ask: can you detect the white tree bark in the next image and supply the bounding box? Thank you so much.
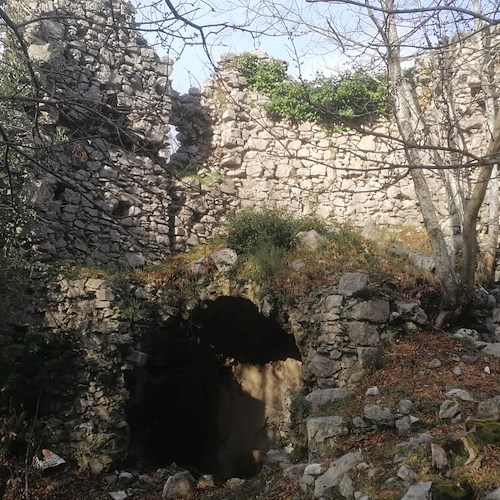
[380,0,461,316]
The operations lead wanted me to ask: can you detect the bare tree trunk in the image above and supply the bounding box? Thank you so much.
[381,0,460,322]
[485,166,499,283]
[435,45,466,270]
[462,109,500,289]
[476,20,500,284]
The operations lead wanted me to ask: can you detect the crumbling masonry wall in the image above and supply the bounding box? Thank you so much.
[12,0,500,264]
[172,35,499,249]
[32,270,438,473]
[16,0,176,267]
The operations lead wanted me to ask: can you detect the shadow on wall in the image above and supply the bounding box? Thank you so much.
[166,88,214,251]
[201,367,268,479]
[125,297,302,479]
[168,89,213,173]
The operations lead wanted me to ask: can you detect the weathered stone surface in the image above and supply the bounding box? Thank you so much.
[483,487,500,500]
[345,300,390,323]
[477,396,500,419]
[390,242,435,273]
[162,471,196,499]
[337,273,372,298]
[284,463,308,479]
[482,343,500,358]
[445,388,476,402]
[397,464,416,482]
[15,1,500,273]
[306,416,348,443]
[397,399,413,415]
[401,481,432,499]
[339,473,354,498]
[324,295,344,311]
[354,492,370,500]
[394,302,428,325]
[196,474,215,489]
[299,473,315,491]
[117,471,134,485]
[396,416,412,436]
[357,347,381,367]
[454,328,480,341]
[209,248,238,270]
[364,405,394,426]
[309,354,342,378]
[439,400,460,419]
[430,443,448,470]
[345,322,380,346]
[428,358,442,369]
[314,451,363,497]
[290,259,306,271]
[295,230,327,251]
[304,463,326,476]
[409,434,433,447]
[305,388,351,411]
[192,256,211,275]
[126,253,146,268]
[109,492,128,500]
[352,416,367,428]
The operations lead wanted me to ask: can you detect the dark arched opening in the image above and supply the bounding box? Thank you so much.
[125,297,301,479]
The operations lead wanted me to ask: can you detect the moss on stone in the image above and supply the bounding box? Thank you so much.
[431,479,469,499]
[466,418,500,446]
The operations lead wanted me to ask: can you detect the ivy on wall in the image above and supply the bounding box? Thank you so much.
[232,53,388,127]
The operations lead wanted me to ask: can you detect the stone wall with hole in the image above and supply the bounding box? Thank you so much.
[11,0,500,265]
[11,267,434,475]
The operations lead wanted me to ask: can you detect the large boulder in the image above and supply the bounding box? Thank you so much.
[306,416,348,444]
[305,388,351,411]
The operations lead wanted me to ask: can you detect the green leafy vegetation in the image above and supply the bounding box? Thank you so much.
[226,209,329,255]
[225,210,331,281]
[232,53,288,94]
[466,418,500,447]
[431,479,470,499]
[0,6,37,268]
[232,53,388,127]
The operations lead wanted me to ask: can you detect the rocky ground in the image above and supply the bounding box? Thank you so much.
[2,328,499,499]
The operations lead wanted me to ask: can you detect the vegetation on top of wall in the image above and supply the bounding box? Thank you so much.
[231,53,388,127]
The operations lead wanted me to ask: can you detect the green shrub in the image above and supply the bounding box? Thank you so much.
[231,53,388,127]
[226,210,297,254]
[250,242,289,279]
[232,53,287,94]
[226,210,330,255]
[329,220,365,247]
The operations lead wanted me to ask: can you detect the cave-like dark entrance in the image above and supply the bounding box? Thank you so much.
[126,297,302,479]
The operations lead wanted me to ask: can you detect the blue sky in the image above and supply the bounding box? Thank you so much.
[131,0,499,93]
[132,0,350,92]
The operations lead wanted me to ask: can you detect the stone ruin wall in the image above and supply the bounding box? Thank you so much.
[16,0,177,267]
[174,31,499,249]
[29,266,500,473]
[32,270,430,473]
[5,4,500,475]
[12,1,500,266]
